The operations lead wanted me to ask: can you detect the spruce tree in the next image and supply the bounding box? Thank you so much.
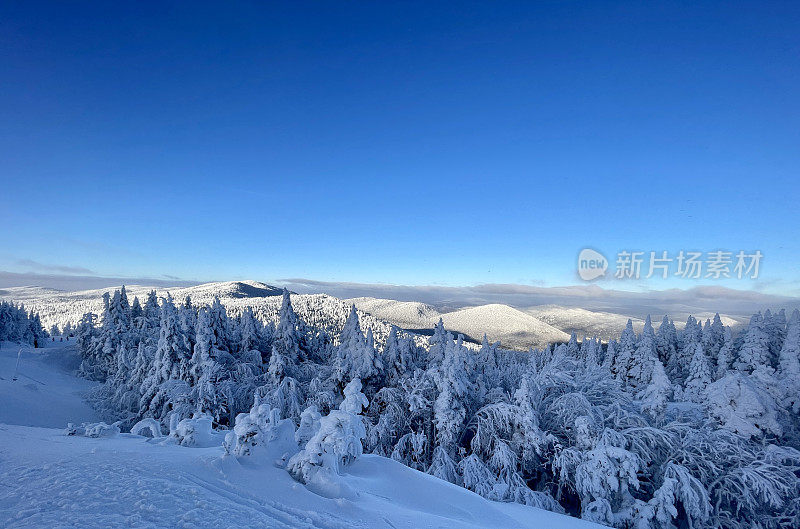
[684,343,711,403]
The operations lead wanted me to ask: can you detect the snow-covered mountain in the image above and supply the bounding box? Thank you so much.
[0,281,283,329]
[348,297,570,348]
[526,305,745,341]
[0,281,431,349]
[438,304,570,348]
[2,283,568,350]
[346,297,439,329]
[525,306,647,341]
[0,341,605,529]
[0,281,746,351]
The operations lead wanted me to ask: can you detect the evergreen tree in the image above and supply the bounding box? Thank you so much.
[684,343,711,403]
[269,289,301,382]
[432,335,470,456]
[143,290,160,333]
[612,320,636,382]
[334,305,380,384]
[239,306,260,353]
[778,310,800,413]
[629,315,657,389]
[602,340,617,373]
[427,318,448,367]
[192,307,234,421]
[580,337,600,366]
[566,332,579,357]
[763,309,787,368]
[140,296,192,421]
[382,325,406,385]
[734,313,770,374]
[638,358,671,418]
[656,315,678,365]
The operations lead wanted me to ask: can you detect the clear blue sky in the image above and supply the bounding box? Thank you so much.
[1,2,798,293]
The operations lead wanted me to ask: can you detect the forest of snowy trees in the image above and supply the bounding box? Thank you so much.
[67,286,800,529]
[0,300,48,347]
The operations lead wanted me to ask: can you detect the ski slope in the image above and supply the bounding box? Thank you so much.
[0,341,98,427]
[0,341,606,529]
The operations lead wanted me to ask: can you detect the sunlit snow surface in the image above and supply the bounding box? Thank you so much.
[0,341,606,529]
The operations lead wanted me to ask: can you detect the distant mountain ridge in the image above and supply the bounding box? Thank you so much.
[0,280,748,351]
[0,281,431,350]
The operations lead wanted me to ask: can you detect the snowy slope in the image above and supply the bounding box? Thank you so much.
[439,304,570,349]
[0,341,98,427]
[346,297,439,329]
[0,342,606,529]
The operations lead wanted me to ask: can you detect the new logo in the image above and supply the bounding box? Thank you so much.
[577,248,607,281]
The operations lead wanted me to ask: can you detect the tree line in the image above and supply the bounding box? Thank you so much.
[0,300,48,347]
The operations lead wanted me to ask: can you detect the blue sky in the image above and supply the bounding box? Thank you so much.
[1,2,798,294]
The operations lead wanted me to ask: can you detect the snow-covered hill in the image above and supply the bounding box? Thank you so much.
[0,341,605,529]
[438,304,570,348]
[346,297,438,329]
[526,305,745,341]
[348,297,570,348]
[525,306,647,341]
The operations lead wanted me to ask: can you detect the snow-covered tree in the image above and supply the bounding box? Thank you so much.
[706,372,783,439]
[139,296,193,422]
[734,313,770,374]
[612,320,636,382]
[648,462,711,529]
[287,378,368,484]
[239,306,261,355]
[225,394,283,456]
[777,310,800,413]
[656,315,678,365]
[629,315,658,389]
[382,325,410,386]
[296,404,322,445]
[427,318,448,367]
[432,335,470,453]
[269,289,301,382]
[684,343,712,403]
[574,428,641,526]
[580,337,600,366]
[715,327,734,381]
[334,305,381,385]
[191,307,234,422]
[638,358,671,418]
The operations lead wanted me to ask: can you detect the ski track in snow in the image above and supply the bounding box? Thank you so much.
[0,429,349,529]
